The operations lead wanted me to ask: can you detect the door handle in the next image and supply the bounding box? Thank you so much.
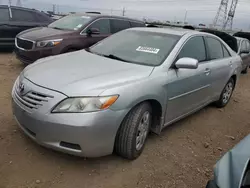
[229,61,233,67]
[204,68,211,75]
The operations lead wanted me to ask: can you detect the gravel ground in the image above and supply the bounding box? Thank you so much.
[0,52,250,188]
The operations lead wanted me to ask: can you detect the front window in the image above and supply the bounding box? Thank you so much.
[48,15,91,31]
[178,36,206,62]
[89,30,180,66]
[85,19,110,34]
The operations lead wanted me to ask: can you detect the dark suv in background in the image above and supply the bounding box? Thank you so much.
[15,13,145,64]
[0,5,53,48]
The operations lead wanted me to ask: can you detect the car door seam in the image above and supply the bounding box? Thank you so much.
[168,84,210,101]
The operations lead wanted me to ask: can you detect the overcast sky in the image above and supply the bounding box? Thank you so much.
[1,0,250,30]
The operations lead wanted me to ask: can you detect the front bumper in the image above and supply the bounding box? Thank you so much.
[12,79,128,157]
[14,46,61,65]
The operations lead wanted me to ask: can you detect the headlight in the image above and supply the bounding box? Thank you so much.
[36,39,63,48]
[52,95,119,113]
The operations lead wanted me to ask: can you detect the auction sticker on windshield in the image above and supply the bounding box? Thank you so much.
[136,46,160,54]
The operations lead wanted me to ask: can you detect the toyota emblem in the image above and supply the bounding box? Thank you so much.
[19,83,24,93]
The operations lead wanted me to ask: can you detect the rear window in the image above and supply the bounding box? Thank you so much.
[110,19,131,33]
[48,15,91,31]
[90,30,180,66]
[0,7,9,21]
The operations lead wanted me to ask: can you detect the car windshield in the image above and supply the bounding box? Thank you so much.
[89,30,180,66]
[48,15,91,31]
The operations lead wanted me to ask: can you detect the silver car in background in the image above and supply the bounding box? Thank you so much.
[235,36,250,74]
[12,28,242,160]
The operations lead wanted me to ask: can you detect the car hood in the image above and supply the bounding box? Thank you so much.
[18,27,74,41]
[214,134,250,188]
[23,50,154,96]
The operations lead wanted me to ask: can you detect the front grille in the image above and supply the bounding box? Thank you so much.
[14,84,54,109]
[16,38,34,50]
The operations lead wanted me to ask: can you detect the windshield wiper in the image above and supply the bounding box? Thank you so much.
[102,54,131,63]
[50,27,64,30]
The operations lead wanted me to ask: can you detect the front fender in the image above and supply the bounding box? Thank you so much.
[101,77,167,113]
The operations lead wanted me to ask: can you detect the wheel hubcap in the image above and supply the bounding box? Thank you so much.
[222,82,233,104]
[136,111,150,151]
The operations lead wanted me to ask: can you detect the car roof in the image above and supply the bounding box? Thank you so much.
[0,5,38,12]
[71,13,144,23]
[129,27,202,36]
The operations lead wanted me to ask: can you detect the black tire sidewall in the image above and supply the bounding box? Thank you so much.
[131,103,152,158]
[217,78,235,107]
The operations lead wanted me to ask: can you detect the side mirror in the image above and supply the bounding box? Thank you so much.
[86,28,100,36]
[240,49,250,54]
[175,57,198,69]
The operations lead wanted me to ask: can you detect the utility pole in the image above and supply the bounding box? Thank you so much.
[53,4,56,14]
[184,10,188,24]
[122,7,125,16]
[16,0,22,7]
[223,0,239,30]
[213,0,229,28]
[8,0,12,6]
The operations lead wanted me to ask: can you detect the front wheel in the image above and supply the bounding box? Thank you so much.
[115,102,152,160]
[215,78,235,108]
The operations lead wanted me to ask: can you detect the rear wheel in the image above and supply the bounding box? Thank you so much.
[115,102,152,160]
[215,78,235,108]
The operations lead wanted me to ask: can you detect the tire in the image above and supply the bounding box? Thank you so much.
[215,78,235,108]
[206,180,219,188]
[115,102,152,160]
[242,66,248,74]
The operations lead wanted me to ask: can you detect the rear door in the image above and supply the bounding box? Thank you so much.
[0,7,12,46]
[205,37,232,99]
[110,19,131,34]
[240,40,250,69]
[165,36,212,123]
[82,18,111,48]
[9,8,43,38]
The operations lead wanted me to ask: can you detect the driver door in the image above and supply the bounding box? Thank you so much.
[165,36,212,124]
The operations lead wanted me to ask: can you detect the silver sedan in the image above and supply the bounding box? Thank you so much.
[12,28,242,159]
